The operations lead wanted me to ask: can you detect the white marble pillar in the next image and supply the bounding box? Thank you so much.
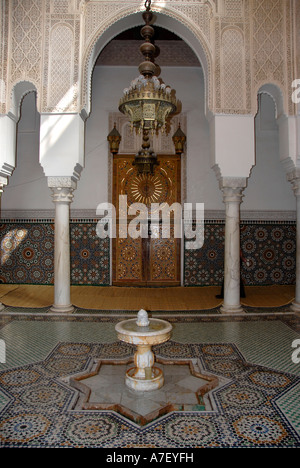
[220,181,246,314]
[0,183,5,312]
[287,172,300,313]
[49,178,76,313]
[0,179,7,311]
[0,115,17,312]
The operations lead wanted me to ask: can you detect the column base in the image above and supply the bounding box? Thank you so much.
[49,304,75,314]
[290,301,300,314]
[220,303,245,314]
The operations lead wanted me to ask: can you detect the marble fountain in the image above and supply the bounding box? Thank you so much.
[68,309,219,426]
[115,309,173,391]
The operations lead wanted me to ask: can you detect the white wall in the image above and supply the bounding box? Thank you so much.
[243,93,295,212]
[1,92,51,211]
[76,65,223,212]
[1,66,295,217]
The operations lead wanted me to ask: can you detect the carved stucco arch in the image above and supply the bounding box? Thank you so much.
[80,5,213,119]
[255,82,285,120]
[9,80,39,123]
[256,82,297,176]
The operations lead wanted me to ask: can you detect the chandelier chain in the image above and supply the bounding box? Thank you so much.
[145,0,151,11]
[118,0,181,174]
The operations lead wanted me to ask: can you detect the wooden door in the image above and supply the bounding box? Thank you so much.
[112,154,181,286]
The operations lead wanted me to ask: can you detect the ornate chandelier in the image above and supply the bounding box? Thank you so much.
[118,0,181,174]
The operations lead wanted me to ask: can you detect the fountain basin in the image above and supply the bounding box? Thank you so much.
[115,318,172,345]
[115,312,172,391]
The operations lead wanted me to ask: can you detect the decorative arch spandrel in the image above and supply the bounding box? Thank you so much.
[80,2,214,118]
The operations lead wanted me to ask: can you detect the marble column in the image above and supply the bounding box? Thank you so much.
[0,114,17,313]
[49,178,76,313]
[0,179,7,311]
[220,180,246,314]
[287,171,300,313]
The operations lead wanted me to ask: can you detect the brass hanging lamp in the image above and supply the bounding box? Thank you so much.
[107,123,122,154]
[172,123,186,155]
[118,0,181,174]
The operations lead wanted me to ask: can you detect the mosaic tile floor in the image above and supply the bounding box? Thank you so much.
[0,309,299,448]
[70,361,211,426]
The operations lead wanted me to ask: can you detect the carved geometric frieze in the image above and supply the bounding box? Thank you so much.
[214,1,251,114]
[47,24,76,111]
[42,12,81,113]
[8,0,43,98]
[0,0,9,114]
[83,1,135,47]
[250,0,294,115]
[297,1,300,79]
[220,28,245,112]
[83,0,216,53]
[1,0,298,119]
[50,0,79,14]
[47,176,77,188]
[251,0,285,83]
[223,0,244,18]
[51,0,69,14]
[170,2,212,46]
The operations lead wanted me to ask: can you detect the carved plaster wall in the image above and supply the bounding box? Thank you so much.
[0,0,298,119]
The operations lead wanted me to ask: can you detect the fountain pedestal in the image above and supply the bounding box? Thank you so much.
[115,310,172,392]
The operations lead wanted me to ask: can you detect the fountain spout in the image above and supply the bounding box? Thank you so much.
[136,309,150,327]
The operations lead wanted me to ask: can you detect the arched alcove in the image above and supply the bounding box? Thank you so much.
[9,81,39,122]
[2,91,50,212]
[81,8,213,119]
[75,19,222,214]
[243,91,295,213]
[77,10,218,288]
[255,83,285,120]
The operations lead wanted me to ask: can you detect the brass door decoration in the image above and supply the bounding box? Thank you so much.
[113,154,181,286]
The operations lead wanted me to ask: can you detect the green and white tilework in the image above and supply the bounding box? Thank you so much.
[0,311,299,447]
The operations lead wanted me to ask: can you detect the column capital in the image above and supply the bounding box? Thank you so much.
[48,177,77,204]
[0,176,8,196]
[50,187,75,204]
[219,177,247,203]
[287,169,300,197]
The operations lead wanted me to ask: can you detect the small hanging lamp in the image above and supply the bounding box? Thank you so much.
[107,123,122,154]
[172,124,186,155]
